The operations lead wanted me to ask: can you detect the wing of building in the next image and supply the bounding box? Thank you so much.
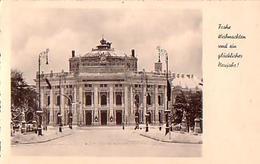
[36,38,202,126]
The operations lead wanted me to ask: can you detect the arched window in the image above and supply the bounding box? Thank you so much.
[147,93,151,105]
[116,94,122,105]
[101,94,107,106]
[158,95,163,106]
[85,94,92,106]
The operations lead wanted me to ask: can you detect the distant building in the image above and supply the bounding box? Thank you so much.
[170,73,203,107]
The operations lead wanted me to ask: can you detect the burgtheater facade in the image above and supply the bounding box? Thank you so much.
[37,38,171,126]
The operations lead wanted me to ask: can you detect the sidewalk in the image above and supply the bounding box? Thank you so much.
[11,126,74,145]
[135,125,202,144]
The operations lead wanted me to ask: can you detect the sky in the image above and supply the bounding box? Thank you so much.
[11,7,202,85]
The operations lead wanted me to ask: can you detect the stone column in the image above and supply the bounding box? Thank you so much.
[164,85,167,123]
[82,91,85,124]
[72,86,77,125]
[143,85,147,122]
[130,86,134,114]
[49,88,54,125]
[164,85,167,110]
[92,91,94,108]
[124,85,129,124]
[109,85,114,125]
[154,85,159,124]
[109,85,114,117]
[79,85,83,125]
[94,85,99,125]
[60,86,65,125]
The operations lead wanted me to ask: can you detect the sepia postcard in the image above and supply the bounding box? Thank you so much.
[0,0,260,164]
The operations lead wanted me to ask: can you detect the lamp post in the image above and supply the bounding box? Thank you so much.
[144,72,149,132]
[164,109,171,139]
[37,48,49,136]
[157,47,172,135]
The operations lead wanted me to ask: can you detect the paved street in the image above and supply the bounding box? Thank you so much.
[11,126,201,157]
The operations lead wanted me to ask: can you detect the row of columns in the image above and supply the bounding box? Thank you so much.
[42,83,167,126]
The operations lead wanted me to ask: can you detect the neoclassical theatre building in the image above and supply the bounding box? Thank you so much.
[38,38,174,126]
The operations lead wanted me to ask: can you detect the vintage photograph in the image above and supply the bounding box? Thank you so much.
[10,6,202,157]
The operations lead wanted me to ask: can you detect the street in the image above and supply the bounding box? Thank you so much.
[11,126,201,157]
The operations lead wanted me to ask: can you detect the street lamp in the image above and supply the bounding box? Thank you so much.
[157,46,172,134]
[37,48,49,136]
[164,109,171,138]
[144,72,149,132]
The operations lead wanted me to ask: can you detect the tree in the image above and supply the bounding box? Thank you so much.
[186,90,202,130]
[11,69,38,124]
[173,90,187,124]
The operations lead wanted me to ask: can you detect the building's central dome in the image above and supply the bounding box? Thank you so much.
[70,38,138,73]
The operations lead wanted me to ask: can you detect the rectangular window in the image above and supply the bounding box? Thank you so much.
[115,84,122,88]
[47,96,50,106]
[85,84,92,88]
[56,95,60,106]
[100,92,107,106]
[158,95,163,106]
[147,93,151,105]
[100,84,104,87]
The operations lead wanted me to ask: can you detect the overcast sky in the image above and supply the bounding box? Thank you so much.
[11,7,202,85]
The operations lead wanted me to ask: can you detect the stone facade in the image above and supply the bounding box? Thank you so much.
[37,38,170,126]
